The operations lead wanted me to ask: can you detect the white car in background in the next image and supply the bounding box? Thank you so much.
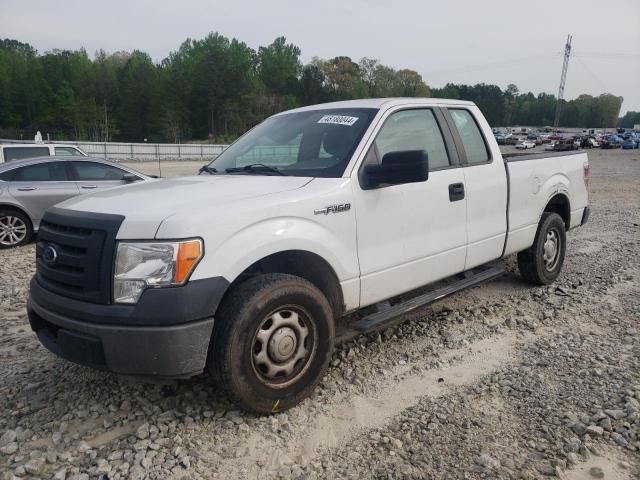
[544,142,556,151]
[515,140,536,149]
[0,143,87,163]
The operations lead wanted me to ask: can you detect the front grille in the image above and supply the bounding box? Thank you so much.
[36,208,124,304]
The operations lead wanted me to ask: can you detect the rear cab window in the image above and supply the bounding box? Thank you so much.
[448,109,491,165]
[3,146,51,162]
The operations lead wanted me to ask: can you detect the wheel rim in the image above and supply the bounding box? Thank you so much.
[542,228,561,271]
[251,306,316,388]
[0,215,27,246]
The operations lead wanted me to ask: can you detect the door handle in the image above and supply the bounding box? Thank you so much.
[81,185,98,189]
[448,183,465,202]
[17,186,37,191]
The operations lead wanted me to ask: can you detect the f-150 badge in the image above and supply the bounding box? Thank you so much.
[314,203,351,215]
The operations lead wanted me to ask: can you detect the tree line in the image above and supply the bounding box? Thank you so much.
[0,35,626,143]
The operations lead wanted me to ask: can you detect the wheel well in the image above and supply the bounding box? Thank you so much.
[229,250,344,318]
[0,204,34,230]
[544,194,570,229]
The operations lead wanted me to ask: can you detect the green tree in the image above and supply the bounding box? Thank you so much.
[257,37,301,96]
[116,51,159,140]
[395,69,430,97]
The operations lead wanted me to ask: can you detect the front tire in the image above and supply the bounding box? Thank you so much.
[0,209,32,249]
[517,212,566,285]
[209,273,335,414]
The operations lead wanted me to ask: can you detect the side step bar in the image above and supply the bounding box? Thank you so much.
[336,264,505,343]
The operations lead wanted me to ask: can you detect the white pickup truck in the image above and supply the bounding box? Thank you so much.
[28,98,589,413]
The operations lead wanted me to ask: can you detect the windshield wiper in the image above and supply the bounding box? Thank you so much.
[225,164,287,176]
[199,165,218,174]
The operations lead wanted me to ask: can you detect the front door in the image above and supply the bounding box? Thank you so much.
[70,161,129,191]
[352,107,468,307]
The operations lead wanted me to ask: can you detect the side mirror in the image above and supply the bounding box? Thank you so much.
[362,150,428,190]
[122,173,140,183]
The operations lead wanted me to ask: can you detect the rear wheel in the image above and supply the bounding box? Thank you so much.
[517,212,566,285]
[0,209,32,249]
[210,273,334,414]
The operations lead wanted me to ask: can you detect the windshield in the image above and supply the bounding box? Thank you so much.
[208,108,377,178]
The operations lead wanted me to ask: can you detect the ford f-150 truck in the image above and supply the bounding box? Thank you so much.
[27,98,590,413]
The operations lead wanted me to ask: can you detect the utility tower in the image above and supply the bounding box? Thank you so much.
[554,34,572,128]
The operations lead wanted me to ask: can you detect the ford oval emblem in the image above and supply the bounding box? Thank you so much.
[42,245,58,265]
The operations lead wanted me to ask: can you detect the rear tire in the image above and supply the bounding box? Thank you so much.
[209,273,334,414]
[517,212,566,285]
[0,209,32,249]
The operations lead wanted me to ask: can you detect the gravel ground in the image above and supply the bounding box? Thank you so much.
[1,147,639,480]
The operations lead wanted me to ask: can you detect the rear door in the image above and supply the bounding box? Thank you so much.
[443,107,508,270]
[352,107,468,307]
[70,161,133,191]
[8,161,79,225]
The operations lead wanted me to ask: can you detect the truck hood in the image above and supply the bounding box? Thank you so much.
[56,175,313,238]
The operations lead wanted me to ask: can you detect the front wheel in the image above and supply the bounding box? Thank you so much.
[209,273,335,414]
[517,212,567,285]
[0,209,33,249]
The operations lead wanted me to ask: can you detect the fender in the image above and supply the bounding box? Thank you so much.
[538,173,571,224]
[188,216,361,311]
[193,216,358,282]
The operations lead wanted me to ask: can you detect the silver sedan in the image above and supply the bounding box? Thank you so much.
[0,156,151,248]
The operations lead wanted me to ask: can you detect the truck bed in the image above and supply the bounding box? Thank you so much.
[503,150,589,257]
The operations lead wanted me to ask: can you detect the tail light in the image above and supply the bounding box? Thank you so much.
[583,162,589,188]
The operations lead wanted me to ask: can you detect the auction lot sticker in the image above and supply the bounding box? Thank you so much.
[318,115,359,126]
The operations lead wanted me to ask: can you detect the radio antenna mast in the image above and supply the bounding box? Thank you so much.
[554,34,572,128]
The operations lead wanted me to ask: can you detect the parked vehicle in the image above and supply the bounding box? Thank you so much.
[544,142,557,151]
[554,139,578,152]
[27,99,589,413]
[516,140,536,149]
[0,157,150,248]
[581,137,599,149]
[0,143,87,163]
[527,135,543,145]
[622,138,639,149]
[601,135,623,149]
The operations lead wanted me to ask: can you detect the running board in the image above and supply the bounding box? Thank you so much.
[336,265,504,343]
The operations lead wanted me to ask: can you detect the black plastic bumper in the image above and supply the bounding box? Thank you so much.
[581,206,590,226]
[28,277,228,377]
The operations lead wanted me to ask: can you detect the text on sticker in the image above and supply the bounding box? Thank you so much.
[317,115,359,126]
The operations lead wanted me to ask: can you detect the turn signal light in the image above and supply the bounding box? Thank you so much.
[176,239,203,284]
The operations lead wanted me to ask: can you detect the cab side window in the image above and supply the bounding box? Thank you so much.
[55,147,84,156]
[449,109,490,165]
[3,147,50,162]
[368,109,450,170]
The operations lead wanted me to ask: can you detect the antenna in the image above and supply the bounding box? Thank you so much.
[554,34,572,128]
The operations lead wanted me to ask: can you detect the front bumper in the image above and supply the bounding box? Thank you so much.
[27,277,228,377]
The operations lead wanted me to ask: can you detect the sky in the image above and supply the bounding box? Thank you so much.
[1,0,639,114]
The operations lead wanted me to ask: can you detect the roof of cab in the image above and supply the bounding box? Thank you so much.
[278,97,476,115]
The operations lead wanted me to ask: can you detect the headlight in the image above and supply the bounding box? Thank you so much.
[113,239,203,304]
